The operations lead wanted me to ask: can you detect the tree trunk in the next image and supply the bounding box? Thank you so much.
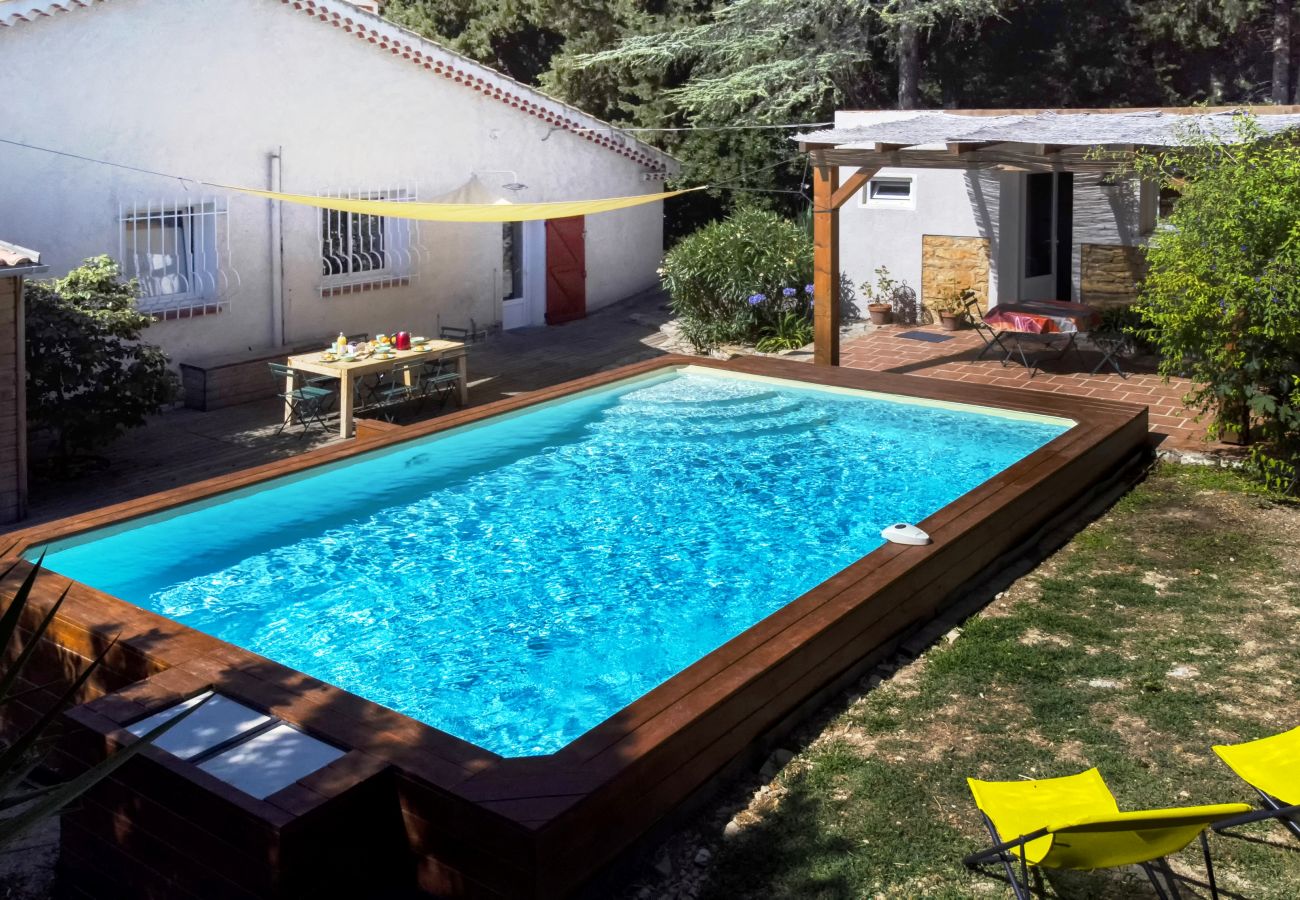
[898,1,920,109]
[1273,0,1292,104]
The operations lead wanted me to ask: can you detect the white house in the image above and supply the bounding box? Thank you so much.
[822,109,1247,314]
[0,0,676,369]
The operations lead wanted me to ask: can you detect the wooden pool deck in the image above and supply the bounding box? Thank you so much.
[19,290,676,530]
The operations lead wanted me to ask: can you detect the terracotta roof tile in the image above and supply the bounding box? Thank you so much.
[0,241,41,269]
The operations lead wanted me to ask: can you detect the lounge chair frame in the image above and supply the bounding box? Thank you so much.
[1212,793,1300,840]
[966,814,1221,900]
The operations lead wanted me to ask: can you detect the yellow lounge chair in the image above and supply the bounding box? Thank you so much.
[965,768,1250,899]
[1212,725,1300,841]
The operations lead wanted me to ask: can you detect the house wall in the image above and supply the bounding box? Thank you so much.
[838,164,1001,311]
[0,0,666,364]
[0,276,25,524]
[834,111,1153,310]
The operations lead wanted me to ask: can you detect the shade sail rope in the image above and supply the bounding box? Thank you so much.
[215,184,703,222]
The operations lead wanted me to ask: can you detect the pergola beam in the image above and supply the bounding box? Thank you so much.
[813,164,881,367]
[830,166,880,209]
[946,141,995,155]
[812,163,841,366]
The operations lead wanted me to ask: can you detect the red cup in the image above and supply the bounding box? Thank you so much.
[395,331,411,350]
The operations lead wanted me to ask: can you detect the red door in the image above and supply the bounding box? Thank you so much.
[545,216,586,325]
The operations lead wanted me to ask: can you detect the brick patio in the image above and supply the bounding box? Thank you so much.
[840,324,1219,451]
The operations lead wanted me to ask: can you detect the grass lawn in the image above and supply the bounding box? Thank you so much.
[691,465,1300,899]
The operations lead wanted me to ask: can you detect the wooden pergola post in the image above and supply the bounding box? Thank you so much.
[813,162,878,366]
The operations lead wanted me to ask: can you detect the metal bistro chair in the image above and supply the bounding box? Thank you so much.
[268,362,335,436]
[420,352,463,410]
[963,296,1010,362]
[371,359,428,421]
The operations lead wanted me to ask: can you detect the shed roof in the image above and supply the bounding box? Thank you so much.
[0,240,44,277]
[797,108,1300,152]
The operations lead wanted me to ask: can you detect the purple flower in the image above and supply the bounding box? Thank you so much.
[1218,299,1228,310]
[783,287,797,297]
[805,284,815,295]
[747,293,766,306]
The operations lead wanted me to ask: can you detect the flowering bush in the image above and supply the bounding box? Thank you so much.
[1133,114,1300,493]
[661,207,813,349]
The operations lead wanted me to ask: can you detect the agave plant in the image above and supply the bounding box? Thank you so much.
[0,556,199,847]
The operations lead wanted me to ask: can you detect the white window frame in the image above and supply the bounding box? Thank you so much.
[318,187,419,293]
[119,198,229,315]
[862,175,917,210]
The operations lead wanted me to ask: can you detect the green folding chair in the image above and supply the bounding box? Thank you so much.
[268,362,335,436]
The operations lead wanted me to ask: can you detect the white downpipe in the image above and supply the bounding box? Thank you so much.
[269,148,285,345]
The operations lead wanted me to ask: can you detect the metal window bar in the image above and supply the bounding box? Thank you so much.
[317,182,421,295]
[119,196,237,316]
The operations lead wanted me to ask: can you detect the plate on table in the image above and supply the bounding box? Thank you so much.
[340,355,357,362]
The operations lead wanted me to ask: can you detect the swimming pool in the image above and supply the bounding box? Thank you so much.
[10,357,1150,899]
[37,366,1070,757]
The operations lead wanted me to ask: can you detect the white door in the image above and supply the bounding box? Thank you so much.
[1017,172,1058,301]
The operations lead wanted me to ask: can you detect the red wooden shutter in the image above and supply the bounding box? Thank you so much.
[545,216,586,325]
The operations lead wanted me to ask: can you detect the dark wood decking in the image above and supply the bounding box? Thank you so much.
[1,356,1150,899]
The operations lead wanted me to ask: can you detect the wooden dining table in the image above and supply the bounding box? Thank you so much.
[285,339,468,438]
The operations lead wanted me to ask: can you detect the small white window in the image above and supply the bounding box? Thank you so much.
[120,198,230,315]
[862,176,916,209]
[319,188,419,293]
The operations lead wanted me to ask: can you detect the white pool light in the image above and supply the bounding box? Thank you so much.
[882,523,931,546]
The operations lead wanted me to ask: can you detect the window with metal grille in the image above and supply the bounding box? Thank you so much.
[119,199,231,314]
[318,188,419,293]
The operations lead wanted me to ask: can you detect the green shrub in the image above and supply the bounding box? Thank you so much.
[25,256,177,459]
[661,207,813,350]
[1133,115,1300,492]
[756,311,814,353]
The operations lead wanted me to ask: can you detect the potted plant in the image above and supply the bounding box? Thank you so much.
[860,266,912,327]
[931,287,976,331]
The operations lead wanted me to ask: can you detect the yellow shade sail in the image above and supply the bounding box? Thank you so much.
[215,184,701,222]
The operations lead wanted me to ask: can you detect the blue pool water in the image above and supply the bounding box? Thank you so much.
[39,369,1070,757]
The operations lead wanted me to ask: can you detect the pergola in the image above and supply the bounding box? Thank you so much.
[797,106,1300,366]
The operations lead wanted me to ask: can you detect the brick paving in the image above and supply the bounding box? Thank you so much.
[840,324,1219,451]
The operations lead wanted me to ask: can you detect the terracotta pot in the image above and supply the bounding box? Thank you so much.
[868,303,893,326]
[939,311,966,331]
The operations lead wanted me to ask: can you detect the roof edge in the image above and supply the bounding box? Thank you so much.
[0,0,679,174]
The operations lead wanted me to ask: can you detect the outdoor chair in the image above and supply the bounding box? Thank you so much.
[1089,330,1133,378]
[268,362,335,436]
[371,359,428,421]
[963,296,1010,362]
[420,352,463,410]
[965,768,1249,900]
[1211,726,1300,841]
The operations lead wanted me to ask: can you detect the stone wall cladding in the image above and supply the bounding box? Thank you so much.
[921,235,991,315]
[0,277,23,523]
[1081,243,1148,308]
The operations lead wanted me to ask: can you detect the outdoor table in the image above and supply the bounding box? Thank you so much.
[285,339,468,438]
[983,299,1114,375]
[983,298,1103,336]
